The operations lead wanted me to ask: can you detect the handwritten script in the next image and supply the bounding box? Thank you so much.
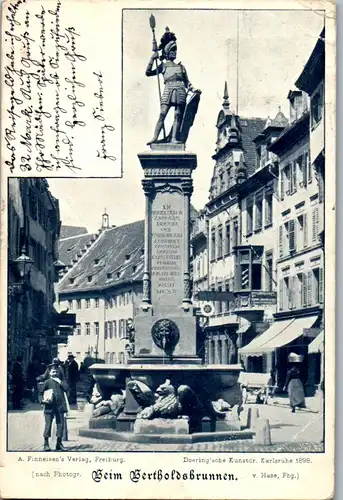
[3,0,118,175]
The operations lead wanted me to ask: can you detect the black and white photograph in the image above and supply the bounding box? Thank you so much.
[1,2,335,500]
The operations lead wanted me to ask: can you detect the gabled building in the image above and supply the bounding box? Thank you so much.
[203,83,268,365]
[57,214,145,365]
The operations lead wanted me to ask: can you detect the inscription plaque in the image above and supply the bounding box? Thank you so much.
[151,192,184,307]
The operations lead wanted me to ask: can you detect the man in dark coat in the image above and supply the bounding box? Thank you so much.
[40,364,69,451]
[65,354,79,405]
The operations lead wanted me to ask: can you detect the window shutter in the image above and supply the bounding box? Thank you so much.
[307,271,312,307]
[307,152,312,182]
[312,206,319,243]
[302,155,307,187]
[301,273,307,307]
[291,275,297,309]
[279,225,283,257]
[303,213,308,248]
[319,267,324,304]
[279,279,284,311]
[292,162,297,193]
[289,219,296,252]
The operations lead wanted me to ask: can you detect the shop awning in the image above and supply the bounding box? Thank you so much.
[239,315,318,356]
[308,330,324,353]
[236,323,251,335]
[239,319,294,356]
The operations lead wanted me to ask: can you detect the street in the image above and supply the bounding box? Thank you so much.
[7,396,324,453]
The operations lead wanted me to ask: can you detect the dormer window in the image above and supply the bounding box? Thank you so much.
[94,259,99,265]
[116,271,121,279]
[69,278,74,284]
[132,265,137,273]
[107,273,112,279]
[125,254,130,261]
[87,276,92,282]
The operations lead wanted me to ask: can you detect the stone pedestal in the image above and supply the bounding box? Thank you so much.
[131,150,201,365]
[133,418,189,435]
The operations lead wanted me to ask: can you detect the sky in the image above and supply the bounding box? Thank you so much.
[48,8,324,233]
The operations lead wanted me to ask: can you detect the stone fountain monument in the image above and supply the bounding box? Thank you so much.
[80,19,251,444]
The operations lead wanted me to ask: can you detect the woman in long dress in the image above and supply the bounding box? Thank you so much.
[283,365,306,413]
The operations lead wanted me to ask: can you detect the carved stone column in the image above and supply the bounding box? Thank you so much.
[181,180,193,309]
[141,180,154,308]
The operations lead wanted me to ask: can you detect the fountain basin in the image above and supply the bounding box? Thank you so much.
[90,363,242,403]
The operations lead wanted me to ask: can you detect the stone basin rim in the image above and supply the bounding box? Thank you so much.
[89,363,242,371]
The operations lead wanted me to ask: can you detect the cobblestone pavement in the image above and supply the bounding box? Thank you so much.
[7,397,324,453]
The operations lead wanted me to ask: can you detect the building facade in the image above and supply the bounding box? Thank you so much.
[57,215,145,365]
[191,30,324,392]
[8,178,62,370]
[238,31,324,392]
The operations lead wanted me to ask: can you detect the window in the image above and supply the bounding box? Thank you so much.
[119,319,125,338]
[217,225,223,259]
[264,190,273,226]
[94,322,99,336]
[112,353,117,364]
[246,199,253,235]
[297,214,308,250]
[232,218,239,248]
[76,299,81,309]
[85,298,90,309]
[109,353,114,364]
[105,352,110,363]
[311,88,323,128]
[235,247,262,291]
[284,277,291,310]
[297,155,306,188]
[104,322,108,339]
[224,221,231,255]
[119,352,125,364]
[217,283,223,314]
[94,298,99,308]
[254,196,263,231]
[113,320,117,338]
[211,228,216,261]
[312,268,324,305]
[76,323,81,335]
[109,297,113,308]
[87,276,92,283]
[108,321,113,339]
[265,252,273,292]
[312,206,319,243]
[68,300,73,310]
[85,322,90,335]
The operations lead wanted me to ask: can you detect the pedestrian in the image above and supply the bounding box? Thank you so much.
[283,359,306,413]
[65,354,79,405]
[12,356,25,409]
[40,363,69,451]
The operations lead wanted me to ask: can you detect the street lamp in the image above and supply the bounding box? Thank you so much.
[8,246,34,295]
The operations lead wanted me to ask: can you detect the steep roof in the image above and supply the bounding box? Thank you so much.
[239,117,266,177]
[58,232,97,267]
[59,220,145,294]
[60,225,88,239]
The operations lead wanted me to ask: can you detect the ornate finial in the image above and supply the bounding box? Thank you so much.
[223,81,230,109]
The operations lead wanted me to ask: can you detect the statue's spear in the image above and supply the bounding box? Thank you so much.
[149,14,166,139]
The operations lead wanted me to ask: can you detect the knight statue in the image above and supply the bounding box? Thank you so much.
[146,19,201,146]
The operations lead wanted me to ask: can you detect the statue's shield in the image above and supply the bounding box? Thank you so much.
[180,90,201,143]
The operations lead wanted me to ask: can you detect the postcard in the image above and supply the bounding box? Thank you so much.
[0,1,335,499]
